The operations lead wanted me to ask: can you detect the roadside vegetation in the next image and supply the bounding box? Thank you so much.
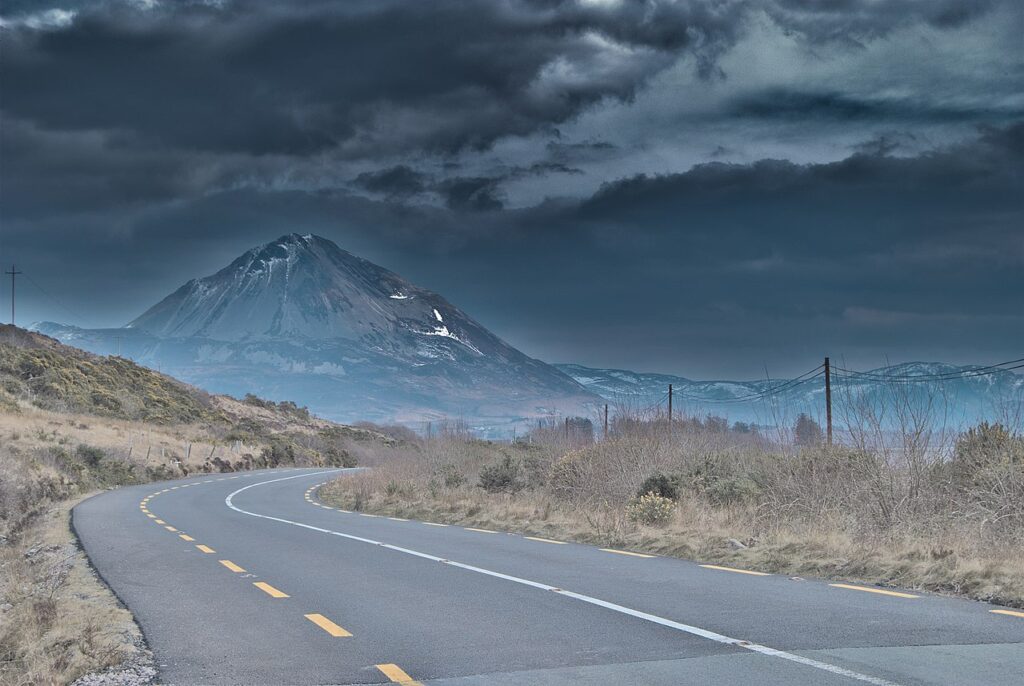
[321,400,1024,609]
[0,326,388,685]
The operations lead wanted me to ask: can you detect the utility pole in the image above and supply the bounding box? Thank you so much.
[824,356,833,447]
[5,265,21,325]
[603,403,608,440]
[667,383,673,429]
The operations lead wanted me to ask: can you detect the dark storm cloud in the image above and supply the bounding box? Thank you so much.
[0,0,748,157]
[353,166,428,199]
[727,89,1023,123]
[437,177,506,212]
[763,0,998,44]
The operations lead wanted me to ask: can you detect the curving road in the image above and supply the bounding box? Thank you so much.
[74,468,1024,685]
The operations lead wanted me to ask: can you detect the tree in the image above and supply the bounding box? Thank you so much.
[794,413,823,447]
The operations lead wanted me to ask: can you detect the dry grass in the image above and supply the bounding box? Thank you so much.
[320,419,1024,609]
[0,494,149,686]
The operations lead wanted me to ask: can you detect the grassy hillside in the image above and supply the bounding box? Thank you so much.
[0,325,218,424]
[0,326,395,685]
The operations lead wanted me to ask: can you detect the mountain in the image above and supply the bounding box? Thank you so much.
[557,362,1024,429]
[36,234,596,433]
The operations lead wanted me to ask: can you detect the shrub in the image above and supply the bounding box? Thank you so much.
[478,455,524,494]
[436,463,466,489]
[626,492,675,526]
[75,444,105,468]
[705,476,760,506]
[636,472,680,501]
[548,449,590,498]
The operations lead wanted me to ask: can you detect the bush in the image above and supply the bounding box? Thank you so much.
[705,476,760,506]
[636,472,681,501]
[436,463,465,489]
[547,449,590,498]
[478,455,524,494]
[75,444,105,468]
[626,492,675,526]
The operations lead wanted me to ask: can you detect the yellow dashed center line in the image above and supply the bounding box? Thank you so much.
[146,514,156,519]
[154,519,166,524]
[422,521,447,527]
[991,609,1024,618]
[360,513,380,518]
[196,544,216,554]
[219,559,246,573]
[179,534,195,542]
[465,527,497,534]
[164,526,178,532]
[524,536,567,545]
[829,583,918,598]
[700,564,770,576]
[601,548,655,558]
[253,581,289,598]
[388,517,409,522]
[304,613,352,637]
[376,663,422,685]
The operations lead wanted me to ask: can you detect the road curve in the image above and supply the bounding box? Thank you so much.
[74,468,1024,685]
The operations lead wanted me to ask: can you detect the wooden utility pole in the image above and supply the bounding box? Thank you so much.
[667,384,673,429]
[5,265,21,325]
[824,357,833,447]
[603,403,608,440]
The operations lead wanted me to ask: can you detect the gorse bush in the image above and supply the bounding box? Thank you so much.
[626,492,675,526]
[75,444,105,468]
[636,472,681,501]
[436,463,466,488]
[478,455,525,494]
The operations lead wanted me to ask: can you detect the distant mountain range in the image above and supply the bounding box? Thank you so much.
[34,233,1021,435]
[556,362,1024,429]
[36,234,595,432]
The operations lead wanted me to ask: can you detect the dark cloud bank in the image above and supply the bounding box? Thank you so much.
[1,0,1021,377]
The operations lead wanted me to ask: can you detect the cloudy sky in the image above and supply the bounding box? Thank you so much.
[1,0,1021,378]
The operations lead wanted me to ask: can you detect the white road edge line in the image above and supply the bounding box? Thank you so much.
[226,471,902,686]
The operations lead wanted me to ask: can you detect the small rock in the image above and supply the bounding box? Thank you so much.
[0,603,12,612]
[727,538,747,550]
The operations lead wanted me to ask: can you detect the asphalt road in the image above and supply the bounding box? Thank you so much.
[74,468,1024,685]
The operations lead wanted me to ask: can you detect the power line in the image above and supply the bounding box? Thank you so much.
[832,357,1024,382]
[673,364,825,404]
[22,272,87,326]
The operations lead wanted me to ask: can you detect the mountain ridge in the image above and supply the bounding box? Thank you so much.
[37,234,596,431]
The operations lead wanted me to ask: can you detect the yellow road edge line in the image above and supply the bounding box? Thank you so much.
[179,534,195,542]
[524,536,567,545]
[700,564,770,576]
[195,544,216,554]
[422,521,447,527]
[360,513,380,518]
[219,559,246,573]
[304,613,353,637]
[829,583,918,598]
[388,517,409,522]
[376,663,422,685]
[601,548,655,558]
[337,509,351,513]
[465,527,497,534]
[991,609,1024,618]
[253,581,289,598]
